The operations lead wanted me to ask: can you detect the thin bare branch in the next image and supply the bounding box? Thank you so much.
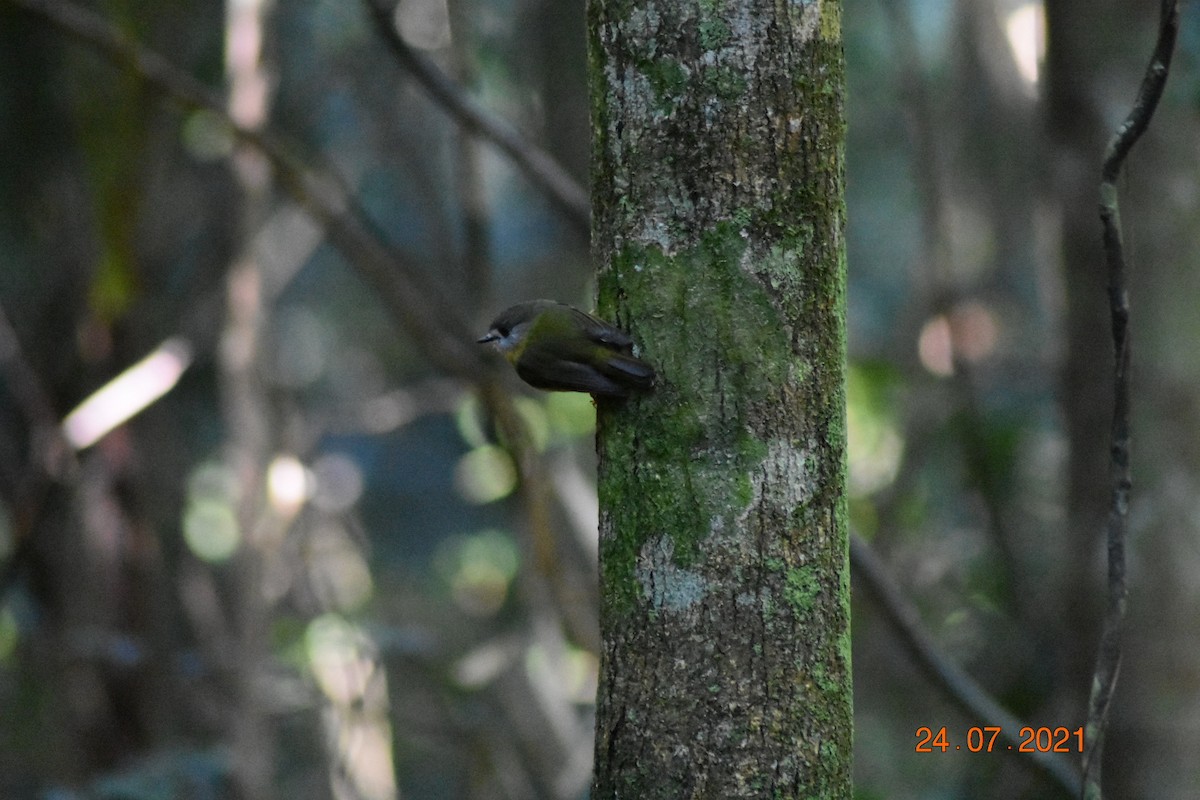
[0,302,80,603]
[850,534,1082,797]
[1083,2,1179,797]
[363,0,591,233]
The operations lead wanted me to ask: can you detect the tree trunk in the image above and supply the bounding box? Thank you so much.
[1043,0,1110,720]
[588,1,851,797]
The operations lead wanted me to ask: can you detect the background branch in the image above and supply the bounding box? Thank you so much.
[363,0,591,234]
[850,534,1082,796]
[5,0,488,387]
[0,303,77,603]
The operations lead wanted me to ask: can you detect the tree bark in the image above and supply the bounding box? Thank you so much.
[588,1,851,797]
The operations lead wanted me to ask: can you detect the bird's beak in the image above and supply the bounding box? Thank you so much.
[477,330,500,344]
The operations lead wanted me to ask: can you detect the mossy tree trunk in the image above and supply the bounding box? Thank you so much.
[588,1,851,797]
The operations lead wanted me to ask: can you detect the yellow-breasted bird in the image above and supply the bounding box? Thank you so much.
[476,300,655,398]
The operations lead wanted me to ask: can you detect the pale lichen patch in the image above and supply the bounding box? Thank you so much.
[637,535,709,612]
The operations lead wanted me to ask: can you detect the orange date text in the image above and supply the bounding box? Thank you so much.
[914,726,1084,753]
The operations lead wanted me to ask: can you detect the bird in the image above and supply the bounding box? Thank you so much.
[477,300,655,398]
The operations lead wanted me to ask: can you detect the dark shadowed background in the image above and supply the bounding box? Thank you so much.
[1,0,1198,797]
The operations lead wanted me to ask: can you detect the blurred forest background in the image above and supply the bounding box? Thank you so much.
[0,0,1198,798]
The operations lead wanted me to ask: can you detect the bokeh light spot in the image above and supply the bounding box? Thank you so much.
[454,445,517,504]
[267,454,310,515]
[183,497,241,562]
[311,452,364,513]
[435,530,520,617]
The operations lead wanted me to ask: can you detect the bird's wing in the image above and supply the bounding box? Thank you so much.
[515,349,630,397]
[567,305,634,349]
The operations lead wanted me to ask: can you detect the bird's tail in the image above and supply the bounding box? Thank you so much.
[604,354,656,391]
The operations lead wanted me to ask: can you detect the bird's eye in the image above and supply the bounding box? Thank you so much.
[497,327,510,336]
